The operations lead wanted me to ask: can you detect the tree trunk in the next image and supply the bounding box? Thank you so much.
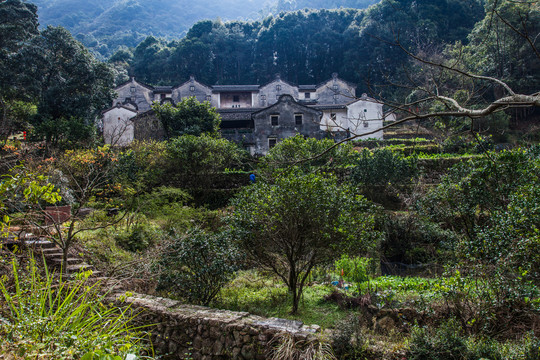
[289,266,299,314]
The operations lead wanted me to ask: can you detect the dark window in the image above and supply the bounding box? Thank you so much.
[125,97,131,103]
[363,121,369,128]
[130,86,136,93]
[190,85,195,91]
[271,115,279,126]
[261,94,266,101]
[305,92,311,99]
[276,85,281,91]
[333,94,339,100]
[330,113,336,121]
[160,93,166,99]
[295,114,303,125]
[333,85,339,91]
[206,95,211,101]
[233,95,240,102]
[269,138,277,148]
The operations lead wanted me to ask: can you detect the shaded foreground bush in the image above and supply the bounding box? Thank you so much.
[156,228,241,305]
[408,319,540,360]
[0,254,150,359]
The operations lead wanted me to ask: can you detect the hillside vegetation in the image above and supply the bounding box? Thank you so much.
[30,0,380,58]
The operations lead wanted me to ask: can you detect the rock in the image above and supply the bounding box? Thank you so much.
[241,344,255,359]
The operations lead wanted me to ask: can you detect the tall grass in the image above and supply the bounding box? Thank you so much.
[0,254,151,359]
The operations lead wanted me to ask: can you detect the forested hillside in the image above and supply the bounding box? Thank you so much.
[29,0,380,58]
[122,0,484,88]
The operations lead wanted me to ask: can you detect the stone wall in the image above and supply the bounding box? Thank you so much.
[116,293,321,360]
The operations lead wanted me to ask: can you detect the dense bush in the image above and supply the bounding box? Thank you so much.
[349,148,418,208]
[136,186,192,213]
[165,134,249,188]
[418,147,539,241]
[407,320,540,360]
[114,222,158,252]
[258,135,357,179]
[115,140,167,191]
[0,256,148,359]
[382,213,457,264]
[334,255,373,284]
[350,148,417,187]
[156,228,241,305]
[331,315,367,360]
[153,97,220,139]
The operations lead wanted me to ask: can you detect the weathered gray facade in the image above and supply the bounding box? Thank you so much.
[103,73,388,148]
[251,95,322,154]
[132,110,166,142]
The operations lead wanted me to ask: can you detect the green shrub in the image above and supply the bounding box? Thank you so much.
[136,186,192,216]
[334,255,372,284]
[165,134,249,187]
[115,140,167,191]
[114,223,158,252]
[408,320,469,360]
[0,255,148,359]
[350,148,417,187]
[156,228,241,305]
[331,315,367,360]
[406,320,536,360]
[258,135,356,179]
[382,213,457,264]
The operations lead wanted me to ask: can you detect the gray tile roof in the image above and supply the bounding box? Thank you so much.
[212,85,260,92]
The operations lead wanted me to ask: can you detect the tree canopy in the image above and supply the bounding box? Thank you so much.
[29,26,115,147]
[118,1,484,88]
[229,170,380,313]
[153,97,221,139]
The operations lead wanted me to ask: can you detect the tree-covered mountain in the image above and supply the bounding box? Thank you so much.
[121,0,485,92]
[29,0,380,58]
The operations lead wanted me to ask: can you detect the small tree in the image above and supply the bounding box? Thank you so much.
[156,228,241,305]
[0,166,61,237]
[46,146,124,270]
[229,169,380,314]
[153,96,220,139]
[164,134,248,190]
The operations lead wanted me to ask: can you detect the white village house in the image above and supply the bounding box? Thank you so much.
[102,73,393,153]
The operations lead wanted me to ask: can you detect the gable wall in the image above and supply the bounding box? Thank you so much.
[252,96,322,154]
[316,78,356,104]
[258,80,299,107]
[172,81,212,105]
[115,80,153,112]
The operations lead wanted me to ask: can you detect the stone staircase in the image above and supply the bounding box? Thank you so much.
[25,238,101,276]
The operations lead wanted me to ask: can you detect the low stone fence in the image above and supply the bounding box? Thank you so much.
[115,293,321,360]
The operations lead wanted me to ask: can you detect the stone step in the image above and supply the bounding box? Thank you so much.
[26,239,56,249]
[49,257,83,265]
[40,253,64,259]
[66,264,93,273]
[39,246,61,252]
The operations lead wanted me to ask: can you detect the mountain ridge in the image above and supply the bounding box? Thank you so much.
[29,0,380,58]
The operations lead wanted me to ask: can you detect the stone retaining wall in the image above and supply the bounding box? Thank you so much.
[115,293,321,360]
